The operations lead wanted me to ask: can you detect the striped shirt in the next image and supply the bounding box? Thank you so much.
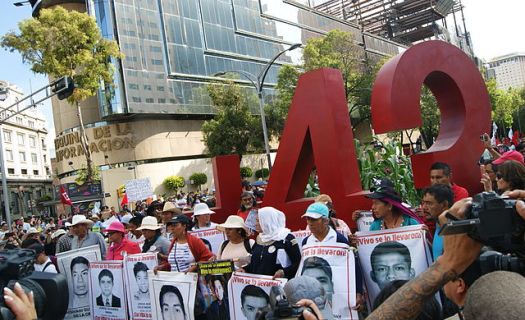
[168,242,194,272]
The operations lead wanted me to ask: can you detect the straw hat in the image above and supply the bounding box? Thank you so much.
[26,227,39,235]
[105,221,126,234]
[136,216,161,231]
[51,229,67,240]
[162,202,182,214]
[217,215,249,233]
[192,203,215,217]
[70,214,94,227]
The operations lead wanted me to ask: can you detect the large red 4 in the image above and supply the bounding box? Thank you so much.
[371,40,491,192]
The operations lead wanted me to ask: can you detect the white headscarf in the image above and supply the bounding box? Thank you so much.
[258,207,291,243]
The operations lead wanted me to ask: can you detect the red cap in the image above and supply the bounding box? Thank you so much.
[105,221,126,234]
[493,151,524,165]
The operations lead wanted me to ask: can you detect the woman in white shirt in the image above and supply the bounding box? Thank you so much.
[216,216,254,268]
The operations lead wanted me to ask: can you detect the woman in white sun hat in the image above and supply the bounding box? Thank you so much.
[137,216,171,257]
[216,215,254,268]
[191,203,217,230]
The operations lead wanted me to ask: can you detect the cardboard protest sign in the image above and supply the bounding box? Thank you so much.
[189,227,226,254]
[356,211,374,232]
[125,178,153,202]
[355,225,432,307]
[148,271,198,320]
[124,253,158,320]
[56,245,102,320]
[89,260,127,320]
[227,272,287,320]
[297,243,358,320]
[197,260,235,320]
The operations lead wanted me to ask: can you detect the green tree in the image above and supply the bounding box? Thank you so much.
[240,167,253,178]
[487,81,525,128]
[202,80,261,158]
[1,7,123,182]
[163,176,185,194]
[189,173,207,190]
[266,30,387,138]
[419,86,441,148]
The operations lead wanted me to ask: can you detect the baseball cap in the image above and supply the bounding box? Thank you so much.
[302,202,329,219]
[167,214,191,226]
[492,150,524,165]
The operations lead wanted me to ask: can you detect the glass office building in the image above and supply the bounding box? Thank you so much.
[87,0,405,118]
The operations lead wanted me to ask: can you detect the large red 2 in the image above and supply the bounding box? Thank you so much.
[371,40,491,193]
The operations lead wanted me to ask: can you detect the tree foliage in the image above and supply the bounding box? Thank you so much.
[163,176,185,192]
[255,168,269,179]
[1,7,123,183]
[419,86,441,148]
[202,80,262,158]
[240,167,253,178]
[189,173,207,186]
[486,79,525,128]
[266,30,387,139]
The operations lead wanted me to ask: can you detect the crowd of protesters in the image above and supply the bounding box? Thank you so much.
[2,135,525,320]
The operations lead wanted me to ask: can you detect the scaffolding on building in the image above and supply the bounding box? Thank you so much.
[313,0,470,49]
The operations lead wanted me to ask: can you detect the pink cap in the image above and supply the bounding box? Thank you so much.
[105,221,126,234]
[493,151,524,165]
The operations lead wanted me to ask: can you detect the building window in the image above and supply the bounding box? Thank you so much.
[33,170,39,175]
[145,98,154,103]
[21,169,27,175]
[16,117,22,124]
[31,153,37,164]
[17,133,24,146]
[5,150,12,161]
[29,136,36,148]
[28,121,35,128]
[3,130,11,143]
[19,151,26,162]
[7,168,14,174]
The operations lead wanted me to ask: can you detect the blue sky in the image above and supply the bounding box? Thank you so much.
[0,0,524,157]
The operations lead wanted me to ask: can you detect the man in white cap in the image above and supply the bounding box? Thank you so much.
[160,202,181,240]
[70,214,107,257]
[56,222,75,254]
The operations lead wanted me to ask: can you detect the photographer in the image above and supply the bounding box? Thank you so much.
[367,194,525,320]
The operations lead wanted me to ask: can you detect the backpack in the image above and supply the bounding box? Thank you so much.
[44,255,59,272]
[220,239,252,255]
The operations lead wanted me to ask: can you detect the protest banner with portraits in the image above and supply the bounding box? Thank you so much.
[123,253,158,320]
[88,260,127,320]
[189,227,226,254]
[197,260,235,320]
[355,225,433,307]
[297,243,358,320]
[56,245,102,320]
[148,271,198,320]
[227,272,287,320]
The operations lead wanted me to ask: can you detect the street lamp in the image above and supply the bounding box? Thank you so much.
[214,43,301,172]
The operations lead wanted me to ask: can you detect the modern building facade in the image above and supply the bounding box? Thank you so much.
[33,0,405,209]
[0,81,53,218]
[487,53,525,90]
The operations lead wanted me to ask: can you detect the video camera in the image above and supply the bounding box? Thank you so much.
[0,249,68,320]
[440,192,525,271]
[259,286,312,320]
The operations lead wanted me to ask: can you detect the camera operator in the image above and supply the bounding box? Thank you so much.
[367,195,525,320]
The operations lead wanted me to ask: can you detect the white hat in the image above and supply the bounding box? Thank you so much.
[162,201,182,214]
[65,222,72,228]
[70,214,94,227]
[136,216,161,231]
[51,229,67,240]
[217,215,248,233]
[27,227,39,234]
[121,213,133,224]
[192,203,215,217]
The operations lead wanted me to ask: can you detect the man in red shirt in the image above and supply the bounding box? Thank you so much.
[429,162,469,203]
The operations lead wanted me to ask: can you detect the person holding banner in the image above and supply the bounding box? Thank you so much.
[105,221,141,260]
[362,180,421,231]
[138,216,171,256]
[157,214,213,273]
[314,194,352,236]
[243,207,301,279]
[216,216,254,268]
[191,203,218,230]
[70,214,107,257]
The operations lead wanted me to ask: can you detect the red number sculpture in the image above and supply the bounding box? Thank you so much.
[371,40,491,192]
[262,69,369,230]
